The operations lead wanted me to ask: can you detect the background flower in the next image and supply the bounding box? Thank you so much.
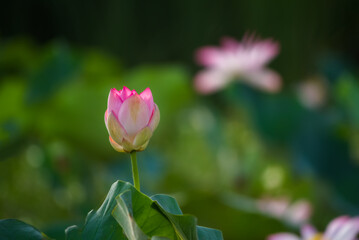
[194,35,281,94]
[268,216,359,240]
[257,197,312,225]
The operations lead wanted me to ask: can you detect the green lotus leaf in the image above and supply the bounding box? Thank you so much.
[0,219,51,240]
[66,180,223,240]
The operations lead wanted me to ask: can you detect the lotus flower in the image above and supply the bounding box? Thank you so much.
[194,35,281,94]
[268,216,359,240]
[104,87,160,153]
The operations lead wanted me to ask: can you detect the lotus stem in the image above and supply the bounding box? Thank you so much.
[130,151,140,191]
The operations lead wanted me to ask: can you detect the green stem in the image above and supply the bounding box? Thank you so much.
[130,151,140,191]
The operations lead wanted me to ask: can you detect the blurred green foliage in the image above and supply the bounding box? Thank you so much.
[1,7,359,237]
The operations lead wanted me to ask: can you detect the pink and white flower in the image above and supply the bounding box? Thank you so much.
[194,35,281,94]
[268,216,359,240]
[257,197,312,225]
[104,87,160,153]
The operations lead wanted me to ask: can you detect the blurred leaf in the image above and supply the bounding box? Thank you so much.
[26,43,80,104]
[0,219,51,240]
[226,85,303,143]
[335,74,359,127]
[40,79,113,156]
[0,38,38,75]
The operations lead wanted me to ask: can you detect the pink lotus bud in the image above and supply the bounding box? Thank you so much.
[104,87,160,153]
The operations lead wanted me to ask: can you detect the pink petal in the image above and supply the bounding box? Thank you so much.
[267,233,300,240]
[242,69,282,93]
[239,39,279,70]
[324,216,350,239]
[194,35,280,79]
[329,217,359,240]
[118,94,151,137]
[194,70,232,94]
[220,37,240,51]
[196,47,222,67]
[140,88,155,113]
[119,86,133,101]
[107,88,123,117]
[301,225,317,240]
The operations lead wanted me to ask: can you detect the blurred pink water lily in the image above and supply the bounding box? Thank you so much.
[268,216,359,240]
[257,197,312,225]
[194,35,281,94]
[105,87,160,153]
